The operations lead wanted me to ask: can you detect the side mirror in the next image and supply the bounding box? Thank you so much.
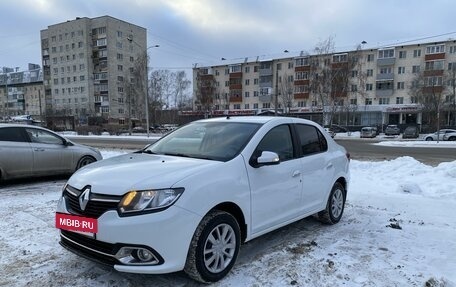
[251,151,280,168]
[64,139,74,146]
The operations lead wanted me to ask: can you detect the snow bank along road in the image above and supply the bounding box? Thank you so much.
[0,150,455,287]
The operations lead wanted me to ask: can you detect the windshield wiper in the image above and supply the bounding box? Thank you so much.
[162,152,191,158]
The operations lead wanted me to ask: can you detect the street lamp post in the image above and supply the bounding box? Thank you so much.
[127,36,159,137]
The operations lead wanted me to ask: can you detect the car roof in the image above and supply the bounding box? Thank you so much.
[195,116,317,125]
[0,123,53,132]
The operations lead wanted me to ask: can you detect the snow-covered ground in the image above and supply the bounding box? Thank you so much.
[0,150,455,286]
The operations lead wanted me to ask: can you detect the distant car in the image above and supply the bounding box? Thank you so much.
[385,125,400,136]
[325,124,348,133]
[402,126,419,139]
[443,131,456,141]
[0,124,102,181]
[360,127,377,138]
[424,129,456,141]
[324,127,336,138]
[56,116,350,283]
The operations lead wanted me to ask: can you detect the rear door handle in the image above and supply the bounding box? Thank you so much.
[292,170,301,177]
[326,163,333,169]
[34,148,45,152]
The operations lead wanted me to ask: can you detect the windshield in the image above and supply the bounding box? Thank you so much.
[145,121,261,161]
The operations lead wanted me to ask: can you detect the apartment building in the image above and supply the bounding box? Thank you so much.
[192,39,456,129]
[40,16,147,126]
[0,64,44,121]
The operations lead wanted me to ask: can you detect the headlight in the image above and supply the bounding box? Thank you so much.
[118,188,184,216]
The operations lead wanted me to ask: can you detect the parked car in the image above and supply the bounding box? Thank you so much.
[324,127,336,138]
[443,131,456,141]
[384,124,400,136]
[56,116,350,283]
[0,124,101,181]
[360,126,377,138]
[424,129,456,141]
[402,126,419,139]
[324,124,348,133]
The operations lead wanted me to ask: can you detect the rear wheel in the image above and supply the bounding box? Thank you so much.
[184,210,241,283]
[425,137,433,141]
[318,182,346,224]
[448,136,456,141]
[76,156,95,170]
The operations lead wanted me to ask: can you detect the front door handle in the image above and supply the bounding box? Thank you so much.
[326,163,333,169]
[34,148,45,152]
[292,170,301,177]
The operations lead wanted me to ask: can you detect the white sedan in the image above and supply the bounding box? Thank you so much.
[424,129,456,141]
[56,116,350,283]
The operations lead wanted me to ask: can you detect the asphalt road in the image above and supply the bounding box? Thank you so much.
[335,138,456,166]
[68,136,456,166]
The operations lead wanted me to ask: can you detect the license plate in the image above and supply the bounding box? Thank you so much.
[56,212,98,233]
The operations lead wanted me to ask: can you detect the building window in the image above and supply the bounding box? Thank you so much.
[117,53,123,60]
[367,54,374,62]
[230,65,241,73]
[288,75,294,82]
[295,57,309,66]
[253,66,259,72]
[397,82,405,90]
[295,72,308,80]
[245,79,250,85]
[351,70,358,78]
[253,103,258,109]
[378,49,394,59]
[262,103,271,108]
[277,63,282,70]
[244,103,249,109]
[351,85,357,92]
[349,98,357,105]
[215,70,220,76]
[398,67,405,74]
[367,69,373,77]
[399,51,407,59]
[245,91,250,97]
[254,78,259,85]
[412,65,421,73]
[253,91,259,97]
[118,65,123,71]
[379,98,390,105]
[297,101,306,107]
[224,68,229,75]
[288,62,293,69]
[332,54,348,63]
[413,49,421,58]
[380,67,392,74]
[117,31,123,37]
[426,44,445,54]
[425,60,444,71]
[396,97,404,104]
[233,104,241,110]
[366,83,373,91]
[245,66,250,73]
[365,98,372,105]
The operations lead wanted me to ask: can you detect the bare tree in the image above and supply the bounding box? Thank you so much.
[446,62,456,126]
[278,72,295,115]
[194,69,216,116]
[173,71,191,110]
[409,69,446,133]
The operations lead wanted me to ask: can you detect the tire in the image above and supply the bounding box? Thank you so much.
[449,136,456,141]
[425,137,433,141]
[318,182,346,225]
[76,156,95,170]
[184,210,241,283]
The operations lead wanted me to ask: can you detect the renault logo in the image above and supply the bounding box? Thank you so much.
[79,188,91,211]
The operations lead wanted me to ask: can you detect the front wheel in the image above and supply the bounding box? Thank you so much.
[448,136,456,141]
[184,210,241,283]
[425,137,433,141]
[318,182,346,224]
[76,156,95,170]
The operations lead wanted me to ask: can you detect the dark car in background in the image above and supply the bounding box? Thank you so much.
[385,124,401,136]
[402,126,419,139]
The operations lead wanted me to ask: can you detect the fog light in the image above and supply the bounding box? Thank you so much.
[136,248,154,262]
[115,247,159,265]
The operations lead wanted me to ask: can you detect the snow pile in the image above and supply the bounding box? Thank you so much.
[0,151,455,286]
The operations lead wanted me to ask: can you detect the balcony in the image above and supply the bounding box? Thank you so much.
[294,79,309,86]
[294,93,309,99]
[229,72,242,78]
[376,89,394,97]
[423,70,444,77]
[259,94,272,102]
[425,53,445,61]
[422,86,444,94]
[295,66,310,72]
[377,58,396,66]
[259,67,273,76]
[376,73,394,81]
[229,94,242,103]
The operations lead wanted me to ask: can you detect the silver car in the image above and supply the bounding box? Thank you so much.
[424,129,456,141]
[0,124,102,181]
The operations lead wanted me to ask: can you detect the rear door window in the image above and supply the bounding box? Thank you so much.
[295,124,328,156]
[0,127,28,142]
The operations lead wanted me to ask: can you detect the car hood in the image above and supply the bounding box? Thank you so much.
[67,153,222,195]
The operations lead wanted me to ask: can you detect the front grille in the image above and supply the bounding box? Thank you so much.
[64,185,122,218]
[60,230,119,266]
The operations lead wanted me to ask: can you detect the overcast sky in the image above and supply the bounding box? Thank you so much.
[1,0,456,74]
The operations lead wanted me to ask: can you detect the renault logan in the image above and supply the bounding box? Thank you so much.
[56,116,350,283]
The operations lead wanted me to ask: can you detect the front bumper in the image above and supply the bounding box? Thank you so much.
[57,195,202,274]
